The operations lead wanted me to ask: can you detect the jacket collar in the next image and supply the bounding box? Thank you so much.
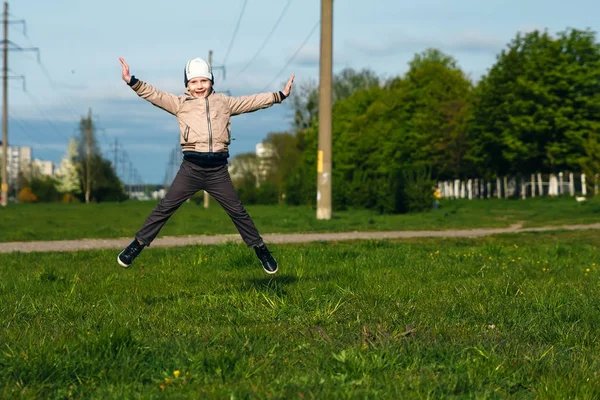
[184,88,215,100]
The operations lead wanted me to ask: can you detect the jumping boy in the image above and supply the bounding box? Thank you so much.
[117,56,294,274]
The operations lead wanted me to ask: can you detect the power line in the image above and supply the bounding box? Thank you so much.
[10,23,83,120]
[7,110,36,141]
[23,91,71,141]
[13,23,144,185]
[91,114,116,149]
[261,20,320,92]
[37,60,83,119]
[233,0,293,78]
[222,0,248,66]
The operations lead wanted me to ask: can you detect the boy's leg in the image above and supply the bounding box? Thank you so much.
[119,161,204,267]
[204,165,277,274]
[135,161,204,246]
[204,165,263,247]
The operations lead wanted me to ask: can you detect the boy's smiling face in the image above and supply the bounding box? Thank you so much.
[187,77,213,98]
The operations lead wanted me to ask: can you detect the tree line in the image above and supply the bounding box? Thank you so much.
[15,113,126,203]
[230,28,600,213]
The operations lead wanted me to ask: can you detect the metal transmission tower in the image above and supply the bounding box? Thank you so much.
[1,1,39,206]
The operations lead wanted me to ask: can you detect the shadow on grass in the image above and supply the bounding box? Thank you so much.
[242,274,298,296]
[246,274,298,287]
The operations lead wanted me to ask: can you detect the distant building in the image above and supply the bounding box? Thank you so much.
[228,142,276,187]
[32,159,56,176]
[255,143,274,185]
[0,146,60,199]
[0,146,32,189]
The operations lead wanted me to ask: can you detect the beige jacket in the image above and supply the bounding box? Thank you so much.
[130,80,284,153]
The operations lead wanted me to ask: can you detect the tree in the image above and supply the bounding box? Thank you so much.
[402,49,474,179]
[56,138,81,195]
[289,79,319,132]
[229,152,259,204]
[74,110,126,202]
[471,28,600,176]
[17,187,37,203]
[333,68,380,103]
[75,111,101,203]
[19,163,60,203]
[262,132,302,201]
[306,50,472,212]
[287,68,381,132]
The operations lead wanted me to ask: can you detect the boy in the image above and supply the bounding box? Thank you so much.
[117,56,294,274]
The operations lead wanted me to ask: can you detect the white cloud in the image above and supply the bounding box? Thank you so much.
[292,45,320,67]
[348,31,506,56]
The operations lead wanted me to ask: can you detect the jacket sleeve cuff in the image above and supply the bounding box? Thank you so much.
[278,91,287,101]
[128,75,139,87]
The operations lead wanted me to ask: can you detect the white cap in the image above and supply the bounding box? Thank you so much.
[184,57,213,87]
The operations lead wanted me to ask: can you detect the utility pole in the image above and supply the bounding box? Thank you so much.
[1,2,38,206]
[85,108,92,203]
[316,0,333,220]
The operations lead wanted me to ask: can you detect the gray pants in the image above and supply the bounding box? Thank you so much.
[135,161,263,247]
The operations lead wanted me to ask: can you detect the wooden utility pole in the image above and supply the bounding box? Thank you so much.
[1,2,8,207]
[316,0,333,220]
[85,108,92,203]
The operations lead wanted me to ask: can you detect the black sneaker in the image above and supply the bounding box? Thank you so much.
[254,244,278,274]
[118,239,145,268]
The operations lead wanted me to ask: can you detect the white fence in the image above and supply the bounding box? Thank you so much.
[438,172,596,200]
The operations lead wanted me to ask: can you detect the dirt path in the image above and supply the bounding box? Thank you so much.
[1,222,600,254]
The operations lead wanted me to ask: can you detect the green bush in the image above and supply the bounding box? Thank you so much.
[400,165,435,213]
[255,182,279,204]
[30,176,60,203]
[345,165,434,214]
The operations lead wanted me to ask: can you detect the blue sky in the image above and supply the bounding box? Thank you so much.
[6,0,600,184]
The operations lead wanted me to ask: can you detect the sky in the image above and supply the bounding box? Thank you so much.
[5,0,600,184]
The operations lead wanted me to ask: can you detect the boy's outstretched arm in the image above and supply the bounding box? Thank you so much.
[119,57,181,115]
[227,74,295,116]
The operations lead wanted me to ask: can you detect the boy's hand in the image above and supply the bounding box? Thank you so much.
[119,57,131,84]
[282,74,295,97]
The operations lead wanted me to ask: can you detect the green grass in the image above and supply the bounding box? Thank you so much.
[2,230,600,398]
[1,196,600,242]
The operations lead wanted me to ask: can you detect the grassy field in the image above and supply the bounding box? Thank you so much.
[1,196,600,242]
[1,230,600,398]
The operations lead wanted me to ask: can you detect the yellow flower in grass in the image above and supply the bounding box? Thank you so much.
[586,268,591,273]
[174,370,181,378]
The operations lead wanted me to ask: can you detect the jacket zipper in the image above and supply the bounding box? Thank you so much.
[205,98,213,152]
